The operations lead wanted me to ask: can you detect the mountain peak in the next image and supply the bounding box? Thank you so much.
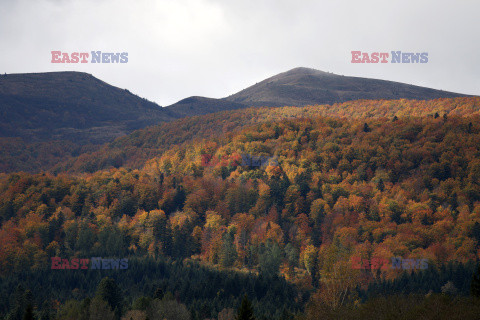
[225,67,469,107]
[282,67,330,75]
[0,71,177,144]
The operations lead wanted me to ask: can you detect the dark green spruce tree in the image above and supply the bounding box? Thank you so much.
[22,304,34,320]
[237,294,255,320]
[95,277,123,319]
[471,264,480,297]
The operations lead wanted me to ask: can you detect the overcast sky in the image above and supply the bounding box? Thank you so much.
[1,0,479,106]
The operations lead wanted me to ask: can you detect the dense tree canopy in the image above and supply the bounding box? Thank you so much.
[1,97,480,318]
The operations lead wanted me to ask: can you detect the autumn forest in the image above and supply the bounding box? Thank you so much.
[1,97,480,319]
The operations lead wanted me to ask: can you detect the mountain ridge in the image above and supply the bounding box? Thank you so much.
[0,68,477,172]
[1,68,474,143]
[0,71,179,144]
[223,67,471,107]
[165,67,473,117]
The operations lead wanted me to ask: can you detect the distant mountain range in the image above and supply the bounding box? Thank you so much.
[167,67,471,116]
[0,68,473,144]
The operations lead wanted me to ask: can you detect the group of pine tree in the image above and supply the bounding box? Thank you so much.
[1,97,480,319]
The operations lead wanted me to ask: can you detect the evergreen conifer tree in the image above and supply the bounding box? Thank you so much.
[471,265,480,297]
[236,295,255,320]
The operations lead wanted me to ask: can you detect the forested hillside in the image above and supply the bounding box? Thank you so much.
[52,96,480,173]
[0,70,477,174]
[1,96,480,318]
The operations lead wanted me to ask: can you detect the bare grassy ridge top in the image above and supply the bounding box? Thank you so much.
[225,67,471,107]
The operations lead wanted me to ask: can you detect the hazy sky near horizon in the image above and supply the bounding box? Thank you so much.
[1,0,479,106]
